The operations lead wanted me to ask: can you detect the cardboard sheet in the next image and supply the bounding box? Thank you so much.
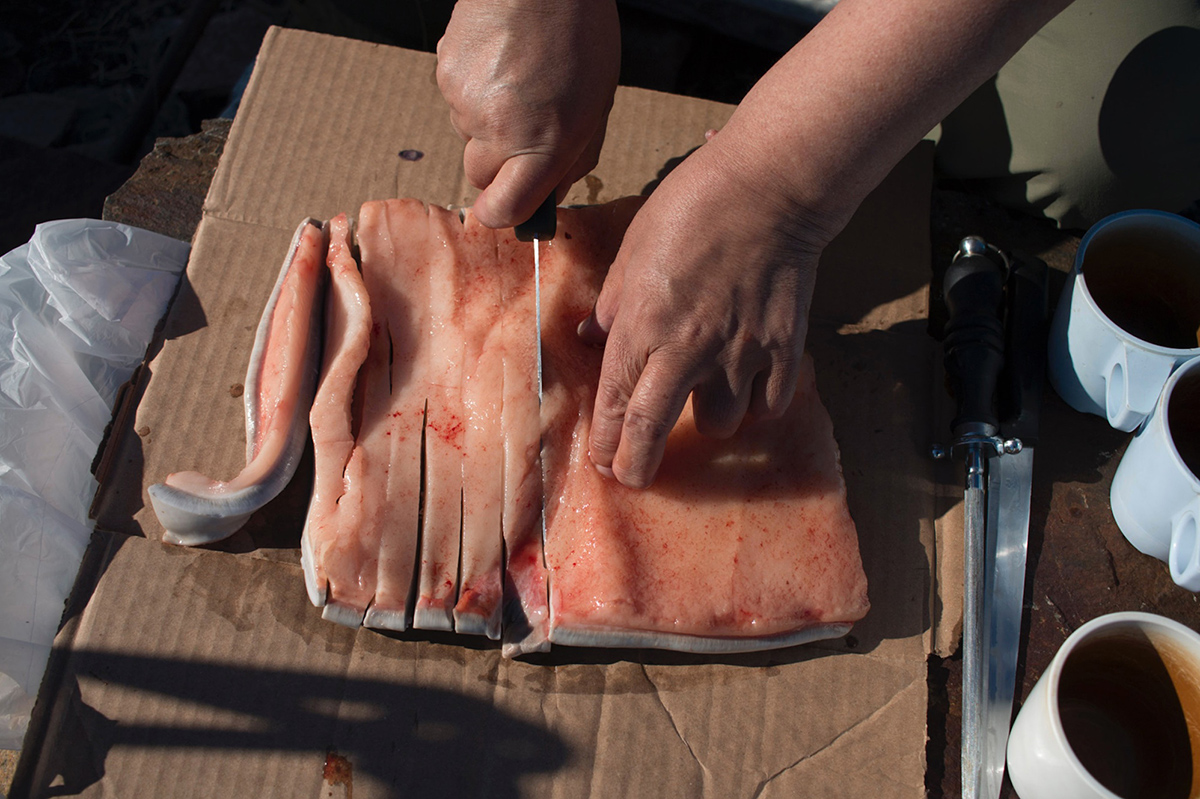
[28,28,949,798]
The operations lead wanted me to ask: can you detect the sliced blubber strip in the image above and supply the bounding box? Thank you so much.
[299,213,374,623]
[453,211,505,639]
[496,227,550,656]
[539,202,869,652]
[358,199,429,631]
[151,217,326,546]
[319,271,396,625]
[413,206,466,631]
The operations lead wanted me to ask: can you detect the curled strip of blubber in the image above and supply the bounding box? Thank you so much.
[148,218,327,546]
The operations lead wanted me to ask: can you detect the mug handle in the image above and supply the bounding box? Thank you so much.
[1106,346,1173,432]
[1168,499,1200,591]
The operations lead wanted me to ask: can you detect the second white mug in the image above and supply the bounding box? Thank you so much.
[1111,355,1200,589]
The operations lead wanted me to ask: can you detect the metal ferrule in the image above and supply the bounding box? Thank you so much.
[938,432,1023,462]
[965,447,987,492]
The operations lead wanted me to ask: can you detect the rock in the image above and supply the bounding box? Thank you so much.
[102,118,230,243]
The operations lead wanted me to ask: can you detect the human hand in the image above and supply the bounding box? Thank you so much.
[569,0,1075,491]
[436,0,621,228]
[579,134,841,489]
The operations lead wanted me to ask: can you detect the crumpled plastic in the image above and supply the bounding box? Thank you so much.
[0,220,189,750]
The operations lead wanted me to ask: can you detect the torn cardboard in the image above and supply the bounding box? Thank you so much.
[25,27,952,798]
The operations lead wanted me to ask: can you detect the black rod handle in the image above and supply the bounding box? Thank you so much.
[943,237,1008,438]
[999,254,1050,445]
[514,194,557,242]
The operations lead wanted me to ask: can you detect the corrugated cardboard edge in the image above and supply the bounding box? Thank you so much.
[933,358,964,658]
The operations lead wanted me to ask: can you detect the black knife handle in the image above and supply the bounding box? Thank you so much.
[998,254,1050,445]
[514,194,557,242]
[943,237,1008,438]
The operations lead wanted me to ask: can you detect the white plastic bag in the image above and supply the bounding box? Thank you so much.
[0,219,189,749]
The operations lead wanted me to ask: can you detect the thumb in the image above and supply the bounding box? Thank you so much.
[472,152,562,229]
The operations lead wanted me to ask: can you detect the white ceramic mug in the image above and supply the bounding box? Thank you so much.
[1047,210,1200,432]
[1007,612,1200,799]
[1110,355,1200,589]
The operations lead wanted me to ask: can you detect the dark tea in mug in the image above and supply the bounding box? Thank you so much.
[1057,629,1200,798]
[1082,222,1200,350]
[1169,363,1200,480]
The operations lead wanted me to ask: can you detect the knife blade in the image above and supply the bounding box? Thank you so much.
[939,235,1009,799]
[981,252,1048,798]
[515,194,557,561]
[982,447,1032,797]
[515,194,557,403]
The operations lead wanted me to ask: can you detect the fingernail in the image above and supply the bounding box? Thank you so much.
[591,458,615,479]
[577,312,607,346]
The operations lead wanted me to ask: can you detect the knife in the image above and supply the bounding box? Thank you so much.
[515,194,557,403]
[982,251,1048,799]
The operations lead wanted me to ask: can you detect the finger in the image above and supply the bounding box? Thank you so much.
[560,113,609,191]
[447,113,468,144]
[692,370,754,439]
[610,355,696,489]
[462,136,505,192]
[591,244,628,332]
[577,311,608,346]
[577,232,630,346]
[588,332,644,477]
[472,153,563,229]
[749,351,801,420]
[577,264,624,346]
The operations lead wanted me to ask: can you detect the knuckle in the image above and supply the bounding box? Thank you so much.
[620,404,674,448]
[594,377,632,422]
[692,378,747,439]
[694,405,739,438]
[612,464,653,490]
[588,427,620,464]
[434,58,453,90]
